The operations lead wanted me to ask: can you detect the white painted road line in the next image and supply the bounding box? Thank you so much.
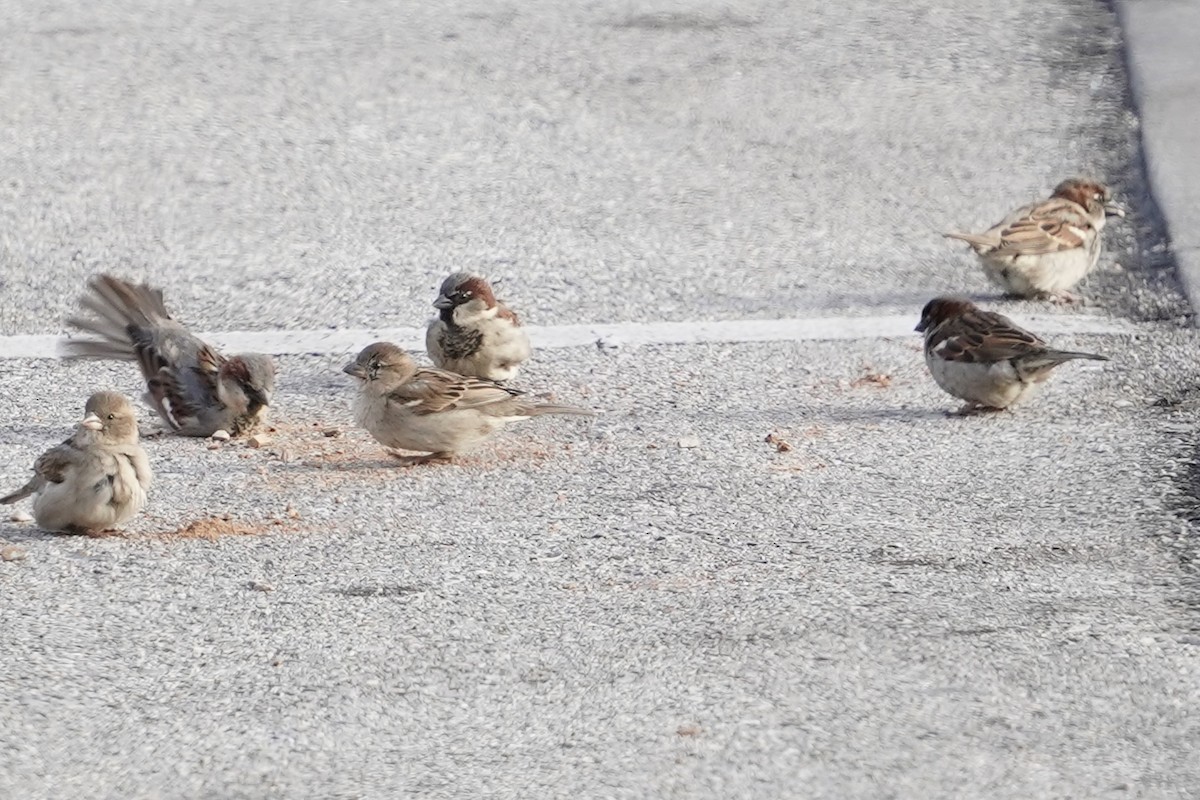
[0,314,1140,359]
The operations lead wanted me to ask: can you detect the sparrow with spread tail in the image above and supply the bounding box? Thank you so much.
[1,392,152,534]
[426,272,531,382]
[60,274,276,437]
[944,178,1125,302]
[344,342,593,465]
[915,296,1109,414]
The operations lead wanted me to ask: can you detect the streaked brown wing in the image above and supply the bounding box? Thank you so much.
[496,304,522,326]
[994,217,1087,256]
[33,444,80,484]
[388,368,522,415]
[933,310,1048,364]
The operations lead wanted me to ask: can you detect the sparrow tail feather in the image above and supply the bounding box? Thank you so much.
[61,274,171,360]
[58,336,138,361]
[1045,349,1109,363]
[943,231,999,251]
[0,484,35,505]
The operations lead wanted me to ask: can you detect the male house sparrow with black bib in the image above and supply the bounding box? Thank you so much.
[60,274,276,437]
[1,392,152,534]
[944,178,1125,302]
[426,272,531,382]
[915,296,1108,414]
[344,342,592,465]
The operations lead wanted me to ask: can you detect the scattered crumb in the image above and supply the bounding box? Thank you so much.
[851,367,893,389]
[764,432,793,452]
[207,442,221,451]
[210,429,232,441]
[322,428,341,438]
[677,723,703,737]
[285,505,301,519]
[167,517,273,540]
[1,545,27,562]
[9,511,33,523]
[247,580,274,592]
[678,435,702,449]
[248,433,272,448]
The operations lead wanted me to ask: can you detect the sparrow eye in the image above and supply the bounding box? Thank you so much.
[106,413,115,420]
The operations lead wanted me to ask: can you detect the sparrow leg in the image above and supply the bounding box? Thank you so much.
[86,528,124,538]
[1047,289,1083,305]
[388,451,454,467]
[949,403,1006,417]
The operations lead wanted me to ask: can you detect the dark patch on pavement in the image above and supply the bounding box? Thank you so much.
[613,12,758,32]
[1043,0,1191,324]
[332,584,424,598]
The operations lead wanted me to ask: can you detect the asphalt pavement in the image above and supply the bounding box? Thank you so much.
[1,0,1199,798]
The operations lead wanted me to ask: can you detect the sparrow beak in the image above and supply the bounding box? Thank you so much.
[1104,202,1126,219]
[432,295,454,310]
[343,362,368,379]
[245,387,270,408]
[914,320,928,333]
[81,412,103,431]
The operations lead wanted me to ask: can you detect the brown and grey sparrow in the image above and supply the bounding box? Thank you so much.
[915,296,1108,414]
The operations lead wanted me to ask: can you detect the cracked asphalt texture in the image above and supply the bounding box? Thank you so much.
[2,0,1199,798]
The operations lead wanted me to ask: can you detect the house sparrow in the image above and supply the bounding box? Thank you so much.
[426,272,531,382]
[915,296,1109,414]
[944,178,1125,302]
[1,392,152,534]
[60,274,276,437]
[344,341,593,465]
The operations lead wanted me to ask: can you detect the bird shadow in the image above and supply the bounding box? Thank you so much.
[799,406,956,425]
[295,457,425,472]
[0,524,68,543]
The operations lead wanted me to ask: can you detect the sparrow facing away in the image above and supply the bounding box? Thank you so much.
[426,272,532,382]
[60,274,276,437]
[915,296,1109,414]
[1,391,153,534]
[344,341,594,465]
[944,178,1125,302]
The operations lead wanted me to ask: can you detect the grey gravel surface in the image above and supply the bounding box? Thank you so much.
[0,0,1189,334]
[2,0,1200,798]
[1117,0,1200,312]
[3,341,1200,799]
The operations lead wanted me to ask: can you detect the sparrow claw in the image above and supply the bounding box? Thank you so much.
[948,403,1006,418]
[388,451,454,467]
[1047,289,1083,305]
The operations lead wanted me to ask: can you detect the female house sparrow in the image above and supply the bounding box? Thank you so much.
[60,274,276,437]
[944,178,1125,302]
[426,272,532,382]
[344,342,593,465]
[915,296,1108,414]
[1,392,152,534]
